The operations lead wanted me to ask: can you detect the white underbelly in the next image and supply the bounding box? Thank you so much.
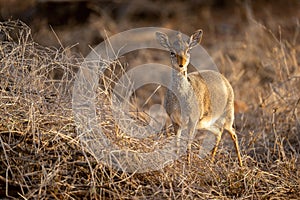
[198,117,218,129]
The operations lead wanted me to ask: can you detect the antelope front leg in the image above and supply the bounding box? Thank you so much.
[187,119,197,164]
[173,123,182,154]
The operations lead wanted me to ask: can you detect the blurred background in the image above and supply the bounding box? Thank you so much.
[0,0,299,55]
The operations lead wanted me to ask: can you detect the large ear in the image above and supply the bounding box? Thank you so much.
[188,29,203,49]
[156,32,171,49]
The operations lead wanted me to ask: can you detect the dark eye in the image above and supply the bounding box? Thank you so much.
[170,52,176,57]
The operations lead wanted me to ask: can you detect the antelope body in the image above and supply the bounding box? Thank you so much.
[156,30,242,166]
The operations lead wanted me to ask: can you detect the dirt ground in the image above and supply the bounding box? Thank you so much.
[0,0,300,199]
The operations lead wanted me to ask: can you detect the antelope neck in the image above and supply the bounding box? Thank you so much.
[171,69,189,90]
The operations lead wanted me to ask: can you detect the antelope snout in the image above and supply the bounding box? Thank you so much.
[177,55,187,68]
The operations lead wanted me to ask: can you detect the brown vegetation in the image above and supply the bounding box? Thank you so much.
[0,0,300,199]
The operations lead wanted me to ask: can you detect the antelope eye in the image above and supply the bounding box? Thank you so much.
[170,52,176,57]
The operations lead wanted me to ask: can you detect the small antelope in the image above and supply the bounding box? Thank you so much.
[156,29,242,166]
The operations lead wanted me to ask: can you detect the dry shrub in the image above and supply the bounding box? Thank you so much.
[0,20,300,199]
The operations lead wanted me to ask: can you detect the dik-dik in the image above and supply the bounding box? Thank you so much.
[156,30,242,166]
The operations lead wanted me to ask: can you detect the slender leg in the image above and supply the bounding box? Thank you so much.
[207,125,223,164]
[211,132,222,163]
[227,127,243,167]
[173,123,181,154]
[223,99,243,166]
[187,119,197,164]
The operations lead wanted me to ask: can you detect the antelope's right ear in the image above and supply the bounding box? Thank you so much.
[188,29,203,49]
[156,32,171,49]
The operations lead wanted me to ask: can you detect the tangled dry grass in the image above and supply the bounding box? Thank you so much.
[0,19,300,199]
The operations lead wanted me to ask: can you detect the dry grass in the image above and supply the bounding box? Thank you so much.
[0,17,300,200]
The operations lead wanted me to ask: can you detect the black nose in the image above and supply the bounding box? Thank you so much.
[179,64,183,67]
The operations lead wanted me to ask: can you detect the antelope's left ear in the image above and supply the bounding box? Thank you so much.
[188,29,203,49]
[156,32,171,49]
